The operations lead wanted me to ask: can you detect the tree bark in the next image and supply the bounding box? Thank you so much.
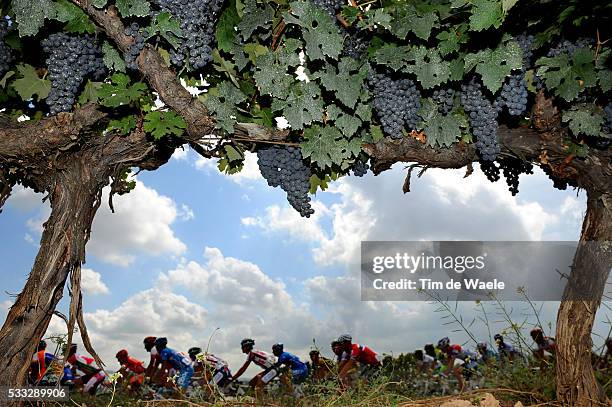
[556,191,612,406]
[0,157,106,388]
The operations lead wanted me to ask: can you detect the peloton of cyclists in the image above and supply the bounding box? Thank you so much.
[230,338,277,397]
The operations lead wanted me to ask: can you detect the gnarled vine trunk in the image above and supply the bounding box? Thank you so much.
[0,157,106,388]
[556,192,612,406]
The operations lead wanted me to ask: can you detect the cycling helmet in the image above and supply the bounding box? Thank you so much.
[154,337,168,349]
[241,338,255,348]
[477,342,488,351]
[424,343,436,357]
[143,336,156,346]
[188,347,202,360]
[309,349,320,357]
[337,334,352,343]
[116,349,128,360]
[493,334,503,342]
[272,343,284,354]
[38,340,47,350]
[437,337,450,348]
[530,327,543,338]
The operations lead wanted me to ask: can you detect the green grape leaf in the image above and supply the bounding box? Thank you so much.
[237,0,274,40]
[91,0,107,7]
[536,48,597,101]
[358,9,393,31]
[53,0,95,34]
[116,0,150,17]
[340,6,360,25]
[418,99,462,147]
[436,29,465,56]
[284,1,343,61]
[404,47,451,89]
[370,125,384,142]
[11,64,51,101]
[272,82,324,130]
[13,0,56,37]
[301,124,361,169]
[465,40,522,93]
[597,69,612,93]
[203,82,248,133]
[501,0,519,14]
[216,1,240,52]
[0,72,15,88]
[374,44,411,71]
[391,6,438,41]
[78,80,102,105]
[147,12,182,49]
[469,0,503,31]
[253,52,293,99]
[562,105,604,137]
[143,111,187,139]
[224,144,244,162]
[335,113,362,137]
[356,102,372,122]
[316,58,368,109]
[102,42,127,72]
[99,73,147,107]
[107,115,137,135]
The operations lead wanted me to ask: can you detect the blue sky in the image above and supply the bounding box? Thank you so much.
[1,147,609,372]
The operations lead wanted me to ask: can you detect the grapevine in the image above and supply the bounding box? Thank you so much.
[124,23,146,70]
[460,79,500,161]
[0,18,13,78]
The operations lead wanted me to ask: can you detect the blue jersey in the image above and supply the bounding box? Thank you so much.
[277,352,307,371]
[160,348,193,371]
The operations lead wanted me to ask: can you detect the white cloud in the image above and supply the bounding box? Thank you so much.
[81,268,110,296]
[177,204,195,221]
[87,181,187,267]
[172,146,189,160]
[6,185,44,213]
[560,195,584,222]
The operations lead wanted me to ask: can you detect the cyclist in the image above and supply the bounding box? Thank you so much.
[437,337,467,392]
[154,337,194,390]
[63,344,106,395]
[414,349,438,373]
[188,347,232,388]
[309,350,334,381]
[530,328,556,367]
[494,334,521,362]
[476,342,498,365]
[337,334,381,389]
[29,340,56,385]
[271,343,309,395]
[231,338,277,395]
[143,336,165,384]
[115,349,145,391]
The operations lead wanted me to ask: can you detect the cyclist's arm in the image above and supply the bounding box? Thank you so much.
[231,360,251,380]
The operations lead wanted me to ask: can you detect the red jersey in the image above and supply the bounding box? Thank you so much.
[123,356,145,374]
[351,343,380,366]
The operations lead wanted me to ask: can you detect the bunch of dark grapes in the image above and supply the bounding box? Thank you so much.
[498,72,528,116]
[351,158,369,177]
[257,146,315,217]
[516,33,535,68]
[547,38,593,57]
[342,28,368,59]
[153,0,224,70]
[499,157,533,195]
[312,0,345,16]
[369,71,421,139]
[542,164,572,191]
[124,22,146,70]
[460,79,500,161]
[42,33,105,115]
[480,160,500,183]
[432,87,455,114]
[0,19,13,78]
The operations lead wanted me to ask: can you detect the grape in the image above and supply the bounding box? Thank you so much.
[480,160,500,183]
[547,38,593,57]
[369,71,421,139]
[432,87,455,114]
[460,79,500,161]
[124,22,146,70]
[312,0,345,16]
[0,19,13,78]
[542,164,571,191]
[516,33,535,68]
[42,33,105,115]
[342,28,368,59]
[498,72,528,116]
[152,0,224,70]
[257,146,315,217]
[351,158,369,177]
[498,157,533,195]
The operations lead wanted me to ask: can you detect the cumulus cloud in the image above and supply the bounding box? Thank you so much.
[81,268,110,296]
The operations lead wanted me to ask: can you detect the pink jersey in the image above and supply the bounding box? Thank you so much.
[247,350,275,369]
